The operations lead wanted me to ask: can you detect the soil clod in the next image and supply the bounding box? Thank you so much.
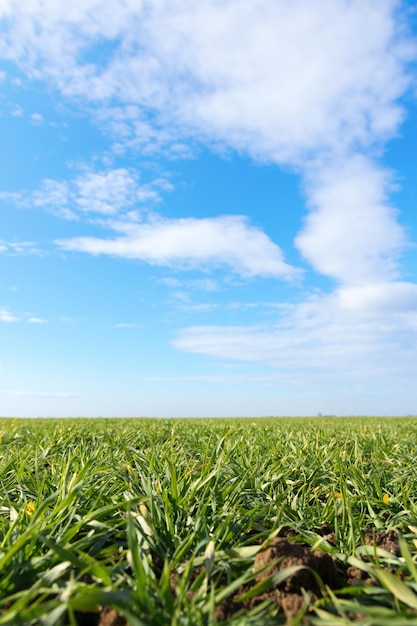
[215,537,342,622]
[363,529,400,556]
[98,607,127,626]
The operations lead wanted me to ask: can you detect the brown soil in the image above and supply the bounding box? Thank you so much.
[214,529,400,623]
[214,537,342,622]
[318,522,337,546]
[254,539,341,592]
[363,529,400,556]
[74,607,127,626]
[97,607,127,626]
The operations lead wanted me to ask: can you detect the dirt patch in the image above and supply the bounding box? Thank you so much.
[214,531,401,622]
[346,565,369,584]
[318,522,337,546]
[215,537,342,622]
[74,607,127,626]
[97,607,127,626]
[363,529,400,556]
[254,538,340,592]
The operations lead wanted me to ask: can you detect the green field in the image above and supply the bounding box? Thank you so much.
[1,417,417,625]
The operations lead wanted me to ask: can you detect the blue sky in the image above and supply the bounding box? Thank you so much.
[1,0,417,417]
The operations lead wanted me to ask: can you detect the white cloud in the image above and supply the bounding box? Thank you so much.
[97,106,194,157]
[0,1,414,160]
[56,214,300,279]
[0,308,19,322]
[169,290,218,314]
[31,179,77,220]
[337,281,417,314]
[296,156,408,284]
[1,168,172,219]
[0,308,49,324]
[180,303,218,313]
[0,180,78,221]
[159,277,218,291]
[30,112,44,124]
[173,282,417,380]
[114,322,141,328]
[75,169,142,214]
[226,301,285,311]
[0,70,5,82]
[0,239,43,255]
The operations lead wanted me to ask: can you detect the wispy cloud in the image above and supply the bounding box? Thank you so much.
[159,277,218,292]
[168,290,218,314]
[0,240,43,256]
[173,283,417,384]
[97,106,194,157]
[0,308,19,322]
[0,308,48,324]
[114,322,141,328]
[226,302,285,311]
[1,167,173,220]
[30,112,44,125]
[72,169,170,214]
[56,214,300,280]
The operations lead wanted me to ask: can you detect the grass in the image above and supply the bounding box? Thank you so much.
[1,417,417,624]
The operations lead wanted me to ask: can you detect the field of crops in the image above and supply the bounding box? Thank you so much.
[1,417,417,625]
